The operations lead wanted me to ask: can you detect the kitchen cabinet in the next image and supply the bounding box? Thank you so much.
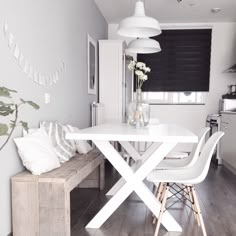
[220,112,236,174]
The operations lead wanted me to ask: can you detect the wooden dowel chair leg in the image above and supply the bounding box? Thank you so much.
[187,186,199,224]
[152,183,159,223]
[153,182,163,224]
[154,184,169,236]
[189,187,201,226]
[157,183,165,201]
[191,187,207,236]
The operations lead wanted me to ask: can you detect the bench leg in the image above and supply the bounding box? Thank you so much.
[39,182,70,236]
[12,180,39,236]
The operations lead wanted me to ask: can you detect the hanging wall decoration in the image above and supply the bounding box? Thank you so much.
[2,20,65,87]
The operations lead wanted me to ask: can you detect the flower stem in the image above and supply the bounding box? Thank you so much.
[0,104,18,151]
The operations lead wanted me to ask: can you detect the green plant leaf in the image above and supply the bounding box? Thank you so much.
[0,101,14,106]
[0,106,15,116]
[19,99,39,110]
[24,100,40,110]
[20,121,29,133]
[9,120,16,128]
[0,123,8,136]
[0,87,17,98]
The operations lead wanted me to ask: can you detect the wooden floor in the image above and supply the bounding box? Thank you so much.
[71,162,236,236]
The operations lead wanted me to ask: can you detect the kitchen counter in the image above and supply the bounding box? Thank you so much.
[220,113,236,175]
[220,111,236,115]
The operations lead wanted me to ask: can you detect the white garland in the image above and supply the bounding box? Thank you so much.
[3,20,65,87]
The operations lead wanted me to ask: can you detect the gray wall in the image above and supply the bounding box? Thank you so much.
[0,0,108,235]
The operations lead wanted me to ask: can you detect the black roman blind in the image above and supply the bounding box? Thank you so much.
[137,29,212,92]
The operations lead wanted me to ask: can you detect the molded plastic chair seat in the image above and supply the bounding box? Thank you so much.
[148,165,208,185]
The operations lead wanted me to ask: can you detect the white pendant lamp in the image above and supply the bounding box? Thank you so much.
[118,0,161,38]
[126,38,161,54]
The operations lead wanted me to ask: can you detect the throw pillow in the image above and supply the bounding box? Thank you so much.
[40,121,76,163]
[14,128,60,175]
[66,125,92,154]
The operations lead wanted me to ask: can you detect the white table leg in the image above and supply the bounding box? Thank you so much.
[106,161,140,196]
[86,140,182,232]
[119,141,141,161]
[106,142,160,196]
[86,178,134,228]
[120,141,160,162]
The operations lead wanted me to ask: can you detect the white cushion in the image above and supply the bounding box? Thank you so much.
[40,121,76,163]
[66,125,92,154]
[14,128,60,175]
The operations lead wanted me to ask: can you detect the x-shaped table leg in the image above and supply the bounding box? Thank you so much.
[106,141,160,196]
[86,140,182,232]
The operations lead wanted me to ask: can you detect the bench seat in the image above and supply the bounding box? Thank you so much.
[12,150,104,236]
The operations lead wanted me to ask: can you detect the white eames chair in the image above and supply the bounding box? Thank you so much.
[157,127,210,169]
[151,128,210,225]
[147,131,224,236]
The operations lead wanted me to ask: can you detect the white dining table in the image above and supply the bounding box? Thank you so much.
[66,122,198,232]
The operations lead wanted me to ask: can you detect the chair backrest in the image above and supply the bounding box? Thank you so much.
[192,131,224,184]
[186,127,210,167]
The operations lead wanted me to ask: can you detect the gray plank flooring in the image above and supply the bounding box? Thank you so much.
[71,163,236,236]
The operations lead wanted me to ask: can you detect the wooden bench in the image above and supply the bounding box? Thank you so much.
[11,150,105,236]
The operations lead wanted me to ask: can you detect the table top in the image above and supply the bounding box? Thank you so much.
[66,123,198,143]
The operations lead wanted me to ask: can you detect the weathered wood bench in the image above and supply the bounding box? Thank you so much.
[12,150,104,236]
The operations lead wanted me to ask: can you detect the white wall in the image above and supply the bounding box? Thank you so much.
[0,0,107,235]
[109,23,236,150]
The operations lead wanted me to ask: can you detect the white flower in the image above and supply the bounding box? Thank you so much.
[139,74,148,81]
[145,67,151,73]
[128,60,136,70]
[136,62,146,69]
[135,70,144,76]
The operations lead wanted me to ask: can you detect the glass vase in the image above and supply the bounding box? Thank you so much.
[127,88,150,128]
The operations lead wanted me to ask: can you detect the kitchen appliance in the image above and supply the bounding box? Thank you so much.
[219,98,236,112]
[206,114,222,165]
[229,85,236,93]
[220,112,236,175]
[222,85,236,99]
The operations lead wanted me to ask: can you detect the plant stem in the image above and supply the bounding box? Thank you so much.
[0,104,18,151]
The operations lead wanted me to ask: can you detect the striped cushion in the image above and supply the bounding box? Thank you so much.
[40,121,76,163]
[65,125,92,154]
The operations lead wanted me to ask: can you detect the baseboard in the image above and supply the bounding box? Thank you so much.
[223,160,236,176]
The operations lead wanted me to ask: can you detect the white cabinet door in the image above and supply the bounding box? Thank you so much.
[99,40,125,123]
[220,114,236,169]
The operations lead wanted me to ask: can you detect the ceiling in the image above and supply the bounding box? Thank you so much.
[94,0,236,24]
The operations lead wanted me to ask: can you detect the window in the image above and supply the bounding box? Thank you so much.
[136,29,212,104]
[141,91,208,105]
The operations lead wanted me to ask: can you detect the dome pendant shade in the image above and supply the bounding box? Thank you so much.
[126,38,161,54]
[118,1,161,38]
